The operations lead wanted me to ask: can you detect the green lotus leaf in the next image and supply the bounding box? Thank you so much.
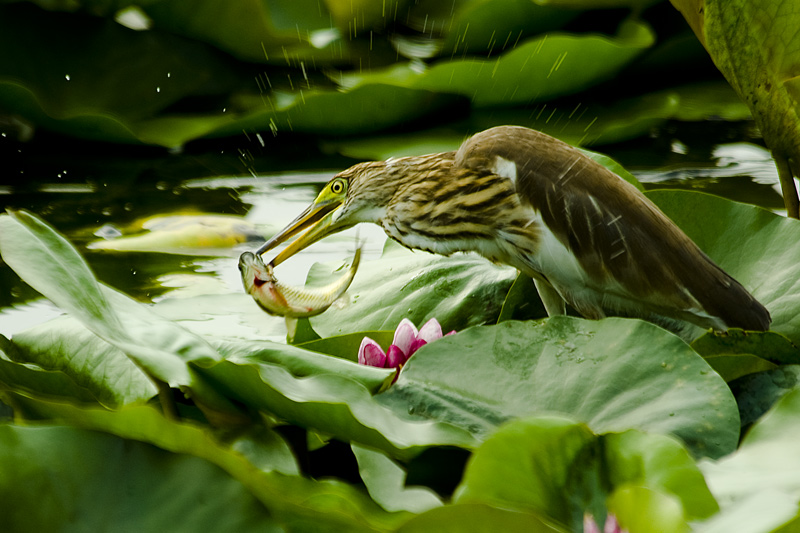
[0,335,101,406]
[195,349,478,461]
[151,293,290,344]
[0,210,240,420]
[408,0,577,57]
[376,317,739,459]
[702,354,778,383]
[537,0,660,6]
[212,338,393,393]
[497,273,547,323]
[454,416,715,531]
[396,503,565,532]
[0,4,244,143]
[308,240,517,338]
[141,0,349,64]
[227,84,456,137]
[298,331,395,361]
[698,387,800,532]
[352,443,443,514]
[8,316,157,406]
[607,486,689,533]
[692,329,800,366]
[0,400,406,532]
[319,81,745,160]
[728,365,800,428]
[647,191,800,345]
[670,0,800,171]
[0,423,282,532]
[340,19,655,107]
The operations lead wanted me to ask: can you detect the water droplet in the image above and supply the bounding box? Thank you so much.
[407,406,415,415]
[661,362,667,368]
[156,86,161,93]
[65,74,71,81]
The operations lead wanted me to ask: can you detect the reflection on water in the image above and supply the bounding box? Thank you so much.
[0,122,785,336]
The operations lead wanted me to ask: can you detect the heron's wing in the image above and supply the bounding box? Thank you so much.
[455,126,769,330]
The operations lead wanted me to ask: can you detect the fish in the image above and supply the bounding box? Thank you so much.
[238,246,361,318]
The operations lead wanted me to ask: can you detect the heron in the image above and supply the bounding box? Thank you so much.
[256,126,770,336]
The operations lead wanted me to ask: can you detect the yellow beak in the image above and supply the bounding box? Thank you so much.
[256,199,343,268]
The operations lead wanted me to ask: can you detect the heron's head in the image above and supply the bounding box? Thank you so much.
[257,156,441,266]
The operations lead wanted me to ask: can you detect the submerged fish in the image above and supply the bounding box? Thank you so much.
[238,247,361,318]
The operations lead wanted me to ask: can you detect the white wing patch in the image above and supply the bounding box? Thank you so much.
[492,156,518,186]
[526,209,587,288]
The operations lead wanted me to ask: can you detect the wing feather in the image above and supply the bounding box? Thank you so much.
[455,126,769,330]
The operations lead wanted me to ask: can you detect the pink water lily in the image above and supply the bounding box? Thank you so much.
[358,318,455,369]
[584,513,627,533]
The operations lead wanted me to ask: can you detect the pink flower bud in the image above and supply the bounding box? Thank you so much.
[417,317,444,343]
[358,337,387,368]
[392,318,419,356]
[385,344,407,368]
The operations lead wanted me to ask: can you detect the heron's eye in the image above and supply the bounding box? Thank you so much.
[330,178,346,195]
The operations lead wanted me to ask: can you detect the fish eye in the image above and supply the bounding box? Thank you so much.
[330,178,346,195]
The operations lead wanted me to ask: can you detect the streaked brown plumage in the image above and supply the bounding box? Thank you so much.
[257,126,770,335]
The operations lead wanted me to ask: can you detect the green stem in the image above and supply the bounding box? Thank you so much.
[774,152,799,219]
[156,379,179,422]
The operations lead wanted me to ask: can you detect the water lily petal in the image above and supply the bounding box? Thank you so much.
[604,515,625,533]
[392,318,419,356]
[385,344,407,368]
[417,317,444,343]
[583,514,601,533]
[407,338,427,357]
[358,337,387,368]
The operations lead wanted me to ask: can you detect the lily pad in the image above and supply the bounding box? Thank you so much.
[396,503,564,532]
[728,365,800,428]
[698,386,800,532]
[407,0,577,57]
[0,399,406,532]
[670,0,800,215]
[453,416,716,531]
[196,348,479,461]
[308,240,518,338]
[702,354,777,383]
[340,19,655,107]
[671,0,800,160]
[0,210,240,420]
[0,335,101,407]
[0,423,282,533]
[692,329,800,366]
[377,317,740,459]
[8,316,157,406]
[352,443,443,514]
[647,190,800,345]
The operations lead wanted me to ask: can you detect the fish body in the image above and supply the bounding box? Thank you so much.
[238,247,361,318]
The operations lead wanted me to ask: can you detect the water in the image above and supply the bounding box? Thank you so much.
[0,121,786,337]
